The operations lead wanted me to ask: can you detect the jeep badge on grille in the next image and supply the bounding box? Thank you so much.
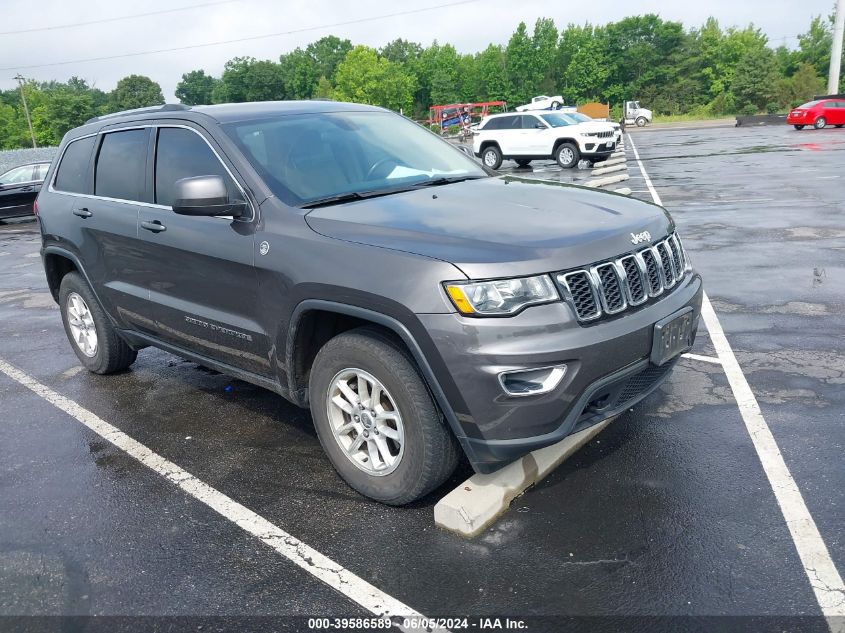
[631,231,652,245]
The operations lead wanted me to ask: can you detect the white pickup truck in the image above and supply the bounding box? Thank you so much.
[515,95,577,112]
[472,111,617,169]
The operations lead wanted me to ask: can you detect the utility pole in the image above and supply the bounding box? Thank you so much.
[830,0,845,94]
[13,74,37,149]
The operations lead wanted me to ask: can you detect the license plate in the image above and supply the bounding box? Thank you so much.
[650,307,695,366]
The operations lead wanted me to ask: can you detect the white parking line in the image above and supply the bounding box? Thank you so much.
[627,135,845,627]
[680,353,722,365]
[0,357,430,628]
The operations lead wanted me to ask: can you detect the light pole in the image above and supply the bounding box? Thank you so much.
[13,74,37,149]
[830,0,845,94]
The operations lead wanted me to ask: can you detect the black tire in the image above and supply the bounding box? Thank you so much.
[814,117,827,129]
[554,142,580,168]
[551,101,561,110]
[481,145,503,170]
[59,272,137,374]
[794,125,805,130]
[515,159,532,168]
[635,116,648,127]
[309,327,460,505]
[835,125,843,128]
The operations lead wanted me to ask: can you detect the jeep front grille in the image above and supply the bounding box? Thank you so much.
[556,233,690,323]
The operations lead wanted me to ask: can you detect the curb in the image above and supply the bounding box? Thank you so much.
[591,163,627,176]
[584,173,630,188]
[434,419,614,537]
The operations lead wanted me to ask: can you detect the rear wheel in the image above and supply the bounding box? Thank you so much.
[515,159,532,168]
[309,327,460,505]
[794,125,805,130]
[555,142,580,169]
[635,116,648,127]
[814,117,827,129]
[59,272,137,374]
[481,145,503,170]
[836,125,844,128]
[551,101,561,110]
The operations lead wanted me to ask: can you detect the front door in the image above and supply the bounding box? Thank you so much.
[518,115,549,154]
[136,125,270,376]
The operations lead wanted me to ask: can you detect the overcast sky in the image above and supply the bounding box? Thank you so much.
[0,0,836,101]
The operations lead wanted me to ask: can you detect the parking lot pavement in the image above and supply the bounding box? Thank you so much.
[0,123,842,630]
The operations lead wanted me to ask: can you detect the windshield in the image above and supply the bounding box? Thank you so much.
[568,113,592,123]
[797,100,821,109]
[223,110,487,206]
[540,113,580,127]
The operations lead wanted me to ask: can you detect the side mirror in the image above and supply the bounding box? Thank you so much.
[534,122,546,129]
[172,175,246,218]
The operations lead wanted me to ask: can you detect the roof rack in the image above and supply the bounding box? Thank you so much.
[85,103,191,125]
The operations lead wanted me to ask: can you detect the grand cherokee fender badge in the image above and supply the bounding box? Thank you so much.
[630,231,652,245]
[259,241,270,256]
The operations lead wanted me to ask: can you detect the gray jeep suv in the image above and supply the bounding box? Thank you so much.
[37,101,702,504]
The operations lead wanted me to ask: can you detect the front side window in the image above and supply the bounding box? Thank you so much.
[522,116,545,129]
[154,127,239,208]
[0,165,34,185]
[224,110,486,206]
[95,129,148,201]
[541,113,578,128]
[54,136,96,194]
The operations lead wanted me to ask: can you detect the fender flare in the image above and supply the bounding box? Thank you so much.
[285,299,469,446]
[42,246,105,309]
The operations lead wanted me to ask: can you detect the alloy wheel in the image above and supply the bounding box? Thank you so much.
[67,292,98,357]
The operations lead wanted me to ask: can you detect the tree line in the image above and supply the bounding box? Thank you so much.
[1,12,842,149]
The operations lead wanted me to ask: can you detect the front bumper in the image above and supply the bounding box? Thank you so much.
[417,273,703,472]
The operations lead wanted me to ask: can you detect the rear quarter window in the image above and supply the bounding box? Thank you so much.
[54,136,96,194]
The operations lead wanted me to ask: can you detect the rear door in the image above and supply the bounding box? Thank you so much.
[83,128,150,328]
[493,115,524,155]
[135,124,269,376]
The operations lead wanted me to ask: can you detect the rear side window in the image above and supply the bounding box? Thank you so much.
[54,136,96,193]
[95,129,148,201]
[154,127,238,208]
[483,116,519,131]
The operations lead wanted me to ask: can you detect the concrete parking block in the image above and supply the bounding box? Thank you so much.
[584,173,630,188]
[591,163,627,176]
[613,187,632,196]
[593,156,627,168]
[434,419,614,537]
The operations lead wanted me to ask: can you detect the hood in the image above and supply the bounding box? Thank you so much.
[305,177,673,279]
[578,121,617,133]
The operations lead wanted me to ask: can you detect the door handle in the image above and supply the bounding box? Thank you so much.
[72,207,92,218]
[141,220,166,233]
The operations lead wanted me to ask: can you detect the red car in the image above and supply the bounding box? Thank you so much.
[787,97,845,130]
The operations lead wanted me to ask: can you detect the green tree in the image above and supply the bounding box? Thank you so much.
[732,47,780,109]
[175,70,218,105]
[110,75,165,110]
[279,48,320,99]
[306,35,353,80]
[532,18,559,94]
[476,44,508,101]
[778,62,826,106]
[333,46,415,112]
[314,76,334,99]
[380,38,423,65]
[505,22,542,105]
[217,57,285,102]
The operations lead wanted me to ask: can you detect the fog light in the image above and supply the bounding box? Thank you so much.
[498,365,567,397]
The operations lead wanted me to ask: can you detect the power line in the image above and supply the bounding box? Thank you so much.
[0,0,480,72]
[0,0,238,36]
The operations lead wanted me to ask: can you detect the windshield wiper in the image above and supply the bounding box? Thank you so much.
[301,188,408,209]
[411,175,486,188]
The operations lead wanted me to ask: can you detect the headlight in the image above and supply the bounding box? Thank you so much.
[444,275,558,315]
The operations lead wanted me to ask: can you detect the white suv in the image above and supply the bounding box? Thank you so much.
[472,112,617,169]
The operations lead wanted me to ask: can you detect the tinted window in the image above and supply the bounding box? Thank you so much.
[798,100,821,109]
[95,130,148,201]
[155,127,238,208]
[54,136,95,193]
[483,116,520,131]
[521,116,545,129]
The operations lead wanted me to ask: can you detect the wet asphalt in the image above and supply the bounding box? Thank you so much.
[0,125,842,631]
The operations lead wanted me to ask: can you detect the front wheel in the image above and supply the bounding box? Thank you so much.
[481,145,503,170]
[309,327,460,505]
[635,116,648,127]
[835,125,843,128]
[59,272,137,374]
[551,101,561,110]
[555,142,580,168]
[814,117,827,129]
[794,125,805,130]
[515,159,532,168]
